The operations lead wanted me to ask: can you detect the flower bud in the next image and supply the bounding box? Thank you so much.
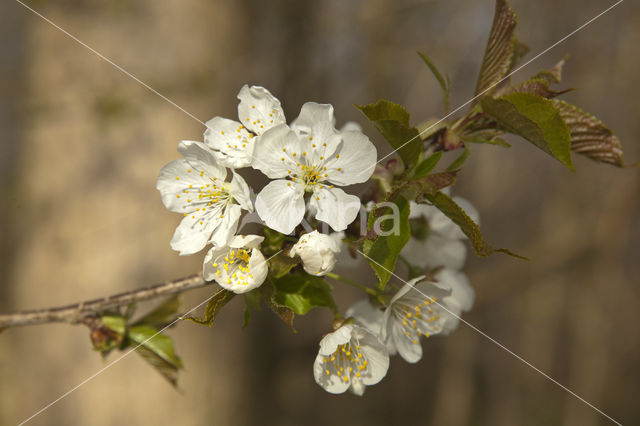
[289,231,341,276]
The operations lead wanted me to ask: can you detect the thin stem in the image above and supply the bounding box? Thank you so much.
[0,273,209,329]
[326,272,378,296]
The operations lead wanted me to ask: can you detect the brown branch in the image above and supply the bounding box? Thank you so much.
[0,273,209,329]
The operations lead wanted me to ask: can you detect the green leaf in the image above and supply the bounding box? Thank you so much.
[356,100,422,167]
[446,147,470,171]
[363,196,411,290]
[263,281,297,332]
[508,38,530,72]
[272,272,337,315]
[262,227,287,256]
[533,58,566,84]
[133,295,181,328]
[504,78,571,99]
[417,52,450,112]
[481,93,573,169]
[552,99,624,167]
[102,315,126,335]
[413,151,443,178]
[268,254,299,279]
[474,0,518,101]
[128,325,182,387]
[462,132,511,148]
[128,325,183,368]
[424,191,526,260]
[184,288,234,326]
[394,171,457,203]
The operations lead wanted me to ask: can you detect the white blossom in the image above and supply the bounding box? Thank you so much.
[346,299,384,336]
[204,85,286,169]
[156,141,253,255]
[253,102,377,234]
[380,273,474,363]
[202,235,268,294]
[313,323,389,396]
[289,230,341,276]
[401,194,479,270]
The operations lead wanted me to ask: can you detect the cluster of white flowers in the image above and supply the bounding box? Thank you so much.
[313,194,478,395]
[156,85,376,294]
[157,84,478,397]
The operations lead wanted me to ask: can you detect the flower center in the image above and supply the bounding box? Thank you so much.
[393,297,441,344]
[322,341,368,383]
[211,248,254,286]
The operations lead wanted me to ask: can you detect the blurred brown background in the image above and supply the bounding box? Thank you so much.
[1,0,638,425]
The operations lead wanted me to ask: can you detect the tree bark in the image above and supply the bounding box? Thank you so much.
[0,273,209,328]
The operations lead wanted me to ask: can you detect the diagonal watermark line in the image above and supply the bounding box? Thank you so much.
[14,0,207,126]
[356,249,622,425]
[377,0,625,165]
[17,250,282,426]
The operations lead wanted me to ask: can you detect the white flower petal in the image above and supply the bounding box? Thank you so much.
[289,230,341,276]
[313,354,351,394]
[346,299,384,336]
[203,117,255,168]
[353,326,390,385]
[157,158,215,213]
[290,102,336,135]
[349,380,366,396]
[208,203,241,247]
[170,210,221,255]
[229,170,253,212]
[237,85,286,135]
[391,320,423,363]
[229,234,264,249]
[318,323,354,356]
[251,124,303,178]
[177,140,227,181]
[323,130,377,186]
[340,121,362,132]
[434,269,475,312]
[255,179,305,234]
[310,186,361,232]
[401,234,467,270]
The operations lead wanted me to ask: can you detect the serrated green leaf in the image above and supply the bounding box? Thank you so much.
[551,99,624,167]
[272,272,337,315]
[481,93,573,169]
[533,58,566,84]
[424,191,526,260]
[504,78,571,99]
[474,0,518,102]
[417,52,450,112]
[356,100,422,167]
[508,38,530,72]
[128,325,183,369]
[185,288,234,326]
[413,151,443,178]
[363,196,411,290]
[446,147,470,171]
[133,295,181,328]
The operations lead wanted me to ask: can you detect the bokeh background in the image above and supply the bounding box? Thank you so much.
[1,0,638,425]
